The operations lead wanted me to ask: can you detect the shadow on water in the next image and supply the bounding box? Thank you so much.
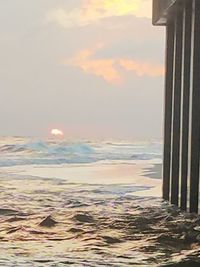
[143,163,162,180]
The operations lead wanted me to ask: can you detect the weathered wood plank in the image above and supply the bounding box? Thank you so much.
[163,22,175,201]
[153,0,177,25]
[180,0,192,211]
[171,3,183,206]
[189,0,200,214]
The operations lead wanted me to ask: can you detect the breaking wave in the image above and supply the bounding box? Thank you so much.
[0,138,162,167]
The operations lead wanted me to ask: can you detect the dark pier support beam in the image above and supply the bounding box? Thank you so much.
[189,0,200,214]
[153,0,200,213]
[163,21,175,201]
[170,3,183,206]
[180,0,192,211]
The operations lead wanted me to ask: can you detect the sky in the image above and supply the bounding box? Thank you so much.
[0,0,165,140]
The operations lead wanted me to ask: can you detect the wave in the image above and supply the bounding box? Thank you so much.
[0,141,94,154]
[0,139,162,167]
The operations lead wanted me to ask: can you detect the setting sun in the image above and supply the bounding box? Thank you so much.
[51,128,64,136]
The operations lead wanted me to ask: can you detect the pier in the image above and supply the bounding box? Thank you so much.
[153,0,200,213]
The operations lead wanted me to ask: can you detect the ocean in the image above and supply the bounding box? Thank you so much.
[0,137,200,267]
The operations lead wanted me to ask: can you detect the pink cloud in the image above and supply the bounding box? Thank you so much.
[63,47,122,85]
[62,45,164,85]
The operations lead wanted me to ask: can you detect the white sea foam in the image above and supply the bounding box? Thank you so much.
[0,137,162,167]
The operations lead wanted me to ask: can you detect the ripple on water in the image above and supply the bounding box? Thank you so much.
[0,199,200,266]
[0,173,200,266]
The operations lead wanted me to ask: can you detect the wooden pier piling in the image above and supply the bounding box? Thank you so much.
[180,0,192,211]
[153,0,200,213]
[163,21,174,201]
[170,3,183,206]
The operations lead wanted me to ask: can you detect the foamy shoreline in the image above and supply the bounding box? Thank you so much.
[0,161,200,266]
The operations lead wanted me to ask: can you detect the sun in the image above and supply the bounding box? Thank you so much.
[51,128,64,137]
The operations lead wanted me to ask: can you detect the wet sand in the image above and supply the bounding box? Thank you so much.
[0,162,200,266]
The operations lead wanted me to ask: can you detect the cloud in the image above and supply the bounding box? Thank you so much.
[63,45,122,85]
[47,0,151,29]
[62,45,164,85]
[119,59,164,77]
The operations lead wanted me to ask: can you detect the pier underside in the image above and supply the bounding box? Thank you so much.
[153,0,200,213]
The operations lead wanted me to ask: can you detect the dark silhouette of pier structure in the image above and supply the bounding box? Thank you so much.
[153,0,200,213]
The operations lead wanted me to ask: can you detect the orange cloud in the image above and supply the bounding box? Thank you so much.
[62,45,164,85]
[64,47,122,85]
[119,59,164,77]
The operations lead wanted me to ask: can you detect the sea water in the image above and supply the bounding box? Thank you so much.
[0,137,199,267]
[0,136,162,167]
